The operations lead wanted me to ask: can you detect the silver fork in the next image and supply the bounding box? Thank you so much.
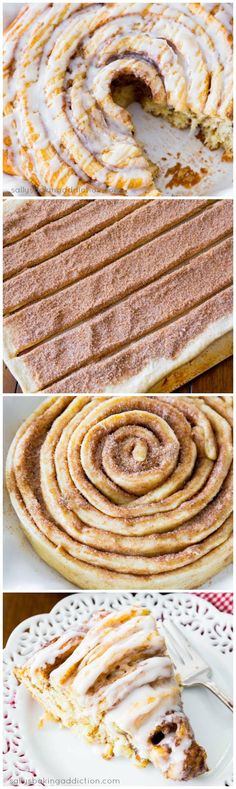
[162,619,233,712]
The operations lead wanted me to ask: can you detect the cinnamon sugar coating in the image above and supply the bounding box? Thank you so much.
[3,199,233,394]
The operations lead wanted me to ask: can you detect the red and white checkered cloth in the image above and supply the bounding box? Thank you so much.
[195,592,233,614]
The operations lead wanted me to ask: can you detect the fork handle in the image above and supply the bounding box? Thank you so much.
[198,680,233,712]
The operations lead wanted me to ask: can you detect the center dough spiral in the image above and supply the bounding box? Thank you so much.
[6,395,233,588]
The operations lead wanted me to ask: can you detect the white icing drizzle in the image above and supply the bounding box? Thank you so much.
[50,609,162,685]
[104,680,181,757]
[28,628,85,680]
[96,655,172,709]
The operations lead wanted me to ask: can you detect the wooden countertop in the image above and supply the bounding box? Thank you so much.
[3,593,70,646]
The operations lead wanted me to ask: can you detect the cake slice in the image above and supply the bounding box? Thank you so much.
[14,607,208,781]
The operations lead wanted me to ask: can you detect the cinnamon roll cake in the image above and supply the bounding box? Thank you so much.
[6,395,233,589]
[3,198,233,394]
[3,3,233,196]
[14,606,208,780]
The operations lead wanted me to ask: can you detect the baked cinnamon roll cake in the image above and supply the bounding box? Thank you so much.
[14,606,208,780]
[6,395,233,589]
[3,3,233,196]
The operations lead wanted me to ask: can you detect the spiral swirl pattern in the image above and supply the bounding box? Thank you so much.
[6,395,233,588]
[3,3,233,196]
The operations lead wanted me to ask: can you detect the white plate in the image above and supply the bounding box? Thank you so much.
[3,4,233,199]
[3,592,233,786]
[3,395,233,591]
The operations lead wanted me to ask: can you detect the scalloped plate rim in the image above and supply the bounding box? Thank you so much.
[4,591,233,654]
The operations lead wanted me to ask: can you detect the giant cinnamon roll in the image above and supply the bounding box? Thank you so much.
[3,3,233,196]
[6,395,233,588]
[14,606,208,781]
